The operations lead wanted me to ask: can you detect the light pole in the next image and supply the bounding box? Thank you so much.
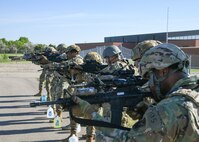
[166,7,169,43]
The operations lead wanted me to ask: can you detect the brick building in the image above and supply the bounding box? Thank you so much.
[76,30,199,68]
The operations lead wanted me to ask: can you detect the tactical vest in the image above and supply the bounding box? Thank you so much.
[169,84,199,142]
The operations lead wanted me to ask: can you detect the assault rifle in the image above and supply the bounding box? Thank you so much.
[30,77,152,128]
[23,52,67,63]
[23,52,43,61]
[71,75,147,93]
[76,60,108,74]
[43,60,108,77]
[71,60,134,76]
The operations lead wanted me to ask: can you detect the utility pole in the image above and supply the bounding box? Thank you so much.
[166,7,169,43]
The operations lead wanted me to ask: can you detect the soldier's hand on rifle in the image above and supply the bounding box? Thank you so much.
[71,64,83,70]
[129,97,154,120]
[39,55,49,64]
[71,96,96,119]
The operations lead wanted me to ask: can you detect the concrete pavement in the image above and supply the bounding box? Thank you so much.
[0,62,86,142]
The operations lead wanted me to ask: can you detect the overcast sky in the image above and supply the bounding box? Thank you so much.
[0,0,198,45]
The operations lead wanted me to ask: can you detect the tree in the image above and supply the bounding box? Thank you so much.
[0,37,47,53]
[0,39,6,53]
[18,37,29,43]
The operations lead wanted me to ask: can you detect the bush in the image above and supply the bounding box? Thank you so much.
[0,54,10,62]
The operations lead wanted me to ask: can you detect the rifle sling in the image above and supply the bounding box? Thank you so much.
[69,107,131,131]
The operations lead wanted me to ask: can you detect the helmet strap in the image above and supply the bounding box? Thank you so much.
[149,72,163,101]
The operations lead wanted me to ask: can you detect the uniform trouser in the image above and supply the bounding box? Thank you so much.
[38,69,46,92]
[50,76,63,100]
[85,105,100,138]
[102,103,134,128]
[86,126,95,137]
[53,76,64,117]
[72,104,100,137]
[45,73,53,101]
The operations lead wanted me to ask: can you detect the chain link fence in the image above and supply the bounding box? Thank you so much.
[189,55,199,69]
[80,45,132,59]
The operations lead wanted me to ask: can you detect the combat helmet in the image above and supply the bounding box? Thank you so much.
[132,40,162,61]
[102,45,121,58]
[33,46,43,54]
[84,52,102,63]
[57,43,67,51]
[57,43,67,53]
[66,44,81,53]
[139,43,189,78]
[44,46,57,53]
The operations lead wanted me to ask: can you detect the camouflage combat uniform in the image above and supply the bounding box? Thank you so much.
[73,43,199,141]
[50,69,64,119]
[32,59,47,96]
[45,64,54,101]
[100,60,134,128]
[75,75,199,142]
[38,68,46,95]
[50,44,68,120]
[63,54,84,137]
[127,40,162,120]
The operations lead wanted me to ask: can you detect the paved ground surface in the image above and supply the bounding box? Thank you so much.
[0,62,86,142]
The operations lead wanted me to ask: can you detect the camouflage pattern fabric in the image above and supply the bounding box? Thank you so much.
[76,43,198,141]
[63,55,84,83]
[139,43,189,77]
[100,59,133,122]
[50,72,63,101]
[73,72,102,139]
[45,68,54,102]
[38,68,46,93]
[76,75,199,142]
[100,60,135,128]
[84,51,102,63]
[63,55,84,135]
[100,60,129,74]
[131,40,161,61]
[65,44,81,53]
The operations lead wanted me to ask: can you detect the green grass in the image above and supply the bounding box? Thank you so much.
[1,53,23,56]
[0,60,32,64]
[190,69,199,73]
[0,54,10,63]
[0,53,24,63]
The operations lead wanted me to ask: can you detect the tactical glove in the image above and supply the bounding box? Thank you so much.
[72,96,96,119]
[128,97,155,120]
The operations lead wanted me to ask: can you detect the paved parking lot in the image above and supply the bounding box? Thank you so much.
[0,63,86,142]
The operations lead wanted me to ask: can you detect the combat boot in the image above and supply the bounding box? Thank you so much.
[86,135,94,142]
